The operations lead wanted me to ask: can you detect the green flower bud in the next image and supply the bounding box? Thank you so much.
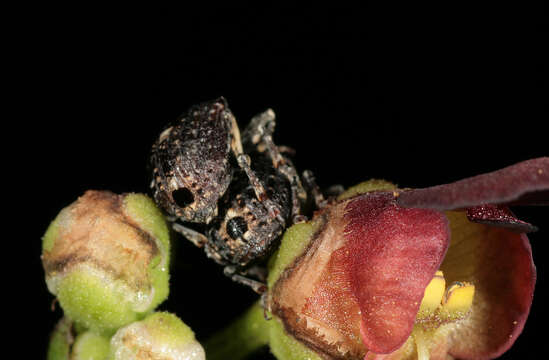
[47,318,72,360]
[109,312,205,360]
[72,331,111,360]
[42,191,170,334]
[47,318,110,360]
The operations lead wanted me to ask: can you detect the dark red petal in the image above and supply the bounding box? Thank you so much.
[343,192,450,354]
[396,157,549,210]
[466,204,538,233]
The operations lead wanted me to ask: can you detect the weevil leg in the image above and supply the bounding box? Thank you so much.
[302,169,327,208]
[236,154,286,224]
[237,154,268,202]
[292,214,308,223]
[287,167,307,221]
[172,223,208,248]
[249,127,307,219]
[242,109,307,221]
[246,265,268,282]
[227,110,244,156]
[224,266,267,294]
[277,145,296,156]
[251,130,308,217]
[244,109,285,169]
[260,292,272,320]
[165,215,178,222]
[324,184,345,198]
[242,108,277,148]
[243,109,287,169]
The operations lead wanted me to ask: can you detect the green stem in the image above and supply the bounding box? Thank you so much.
[204,301,270,360]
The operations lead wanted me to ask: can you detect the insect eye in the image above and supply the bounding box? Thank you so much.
[226,216,248,240]
[172,188,194,208]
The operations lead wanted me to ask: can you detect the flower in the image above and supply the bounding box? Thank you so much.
[267,157,547,359]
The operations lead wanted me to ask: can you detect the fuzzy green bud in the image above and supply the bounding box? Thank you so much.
[109,312,205,360]
[42,191,170,334]
[47,318,111,360]
[47,318,72,360]
[72,331,111,359]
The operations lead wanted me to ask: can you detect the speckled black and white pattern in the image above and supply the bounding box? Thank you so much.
[150,98,313,292]
[150,97,236,224]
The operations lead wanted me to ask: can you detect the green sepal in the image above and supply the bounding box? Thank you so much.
[56,267,143,335]
[269,317,322,360]
[337,179,396,200]
[267,222,317,289]
[42,207,66,253]
[124,193,171,312]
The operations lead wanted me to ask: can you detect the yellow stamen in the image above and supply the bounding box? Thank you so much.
[410,273,475,359]
[439,281,475,321]
[418,271,445,318]
[416,271,475,323]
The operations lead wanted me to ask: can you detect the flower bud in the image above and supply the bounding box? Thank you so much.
[47,317,72,360]
[109,312,205,360]
[42,191,171,334]
[47,318,110,360]
[72,331,111,360]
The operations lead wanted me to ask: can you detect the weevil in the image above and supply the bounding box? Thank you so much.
[151,98,324,292]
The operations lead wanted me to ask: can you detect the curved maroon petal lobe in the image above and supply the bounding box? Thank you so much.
[441,212,536,359]
[396,157,549,210]
[343,192,450,354]
[466,204,538,233]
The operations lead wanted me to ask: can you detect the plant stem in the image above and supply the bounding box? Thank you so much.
[204,301,270,360]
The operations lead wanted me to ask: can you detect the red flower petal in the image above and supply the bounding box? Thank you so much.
[441,212,536,359]
[396,157,549,210]
[466,204,538,233]
[343,192,450,354]
[271,192,450,358]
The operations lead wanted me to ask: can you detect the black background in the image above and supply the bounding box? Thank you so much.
[11,5,547,359]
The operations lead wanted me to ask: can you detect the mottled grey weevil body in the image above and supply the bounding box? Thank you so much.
[150,98,325,293]
[151,97,240,224]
